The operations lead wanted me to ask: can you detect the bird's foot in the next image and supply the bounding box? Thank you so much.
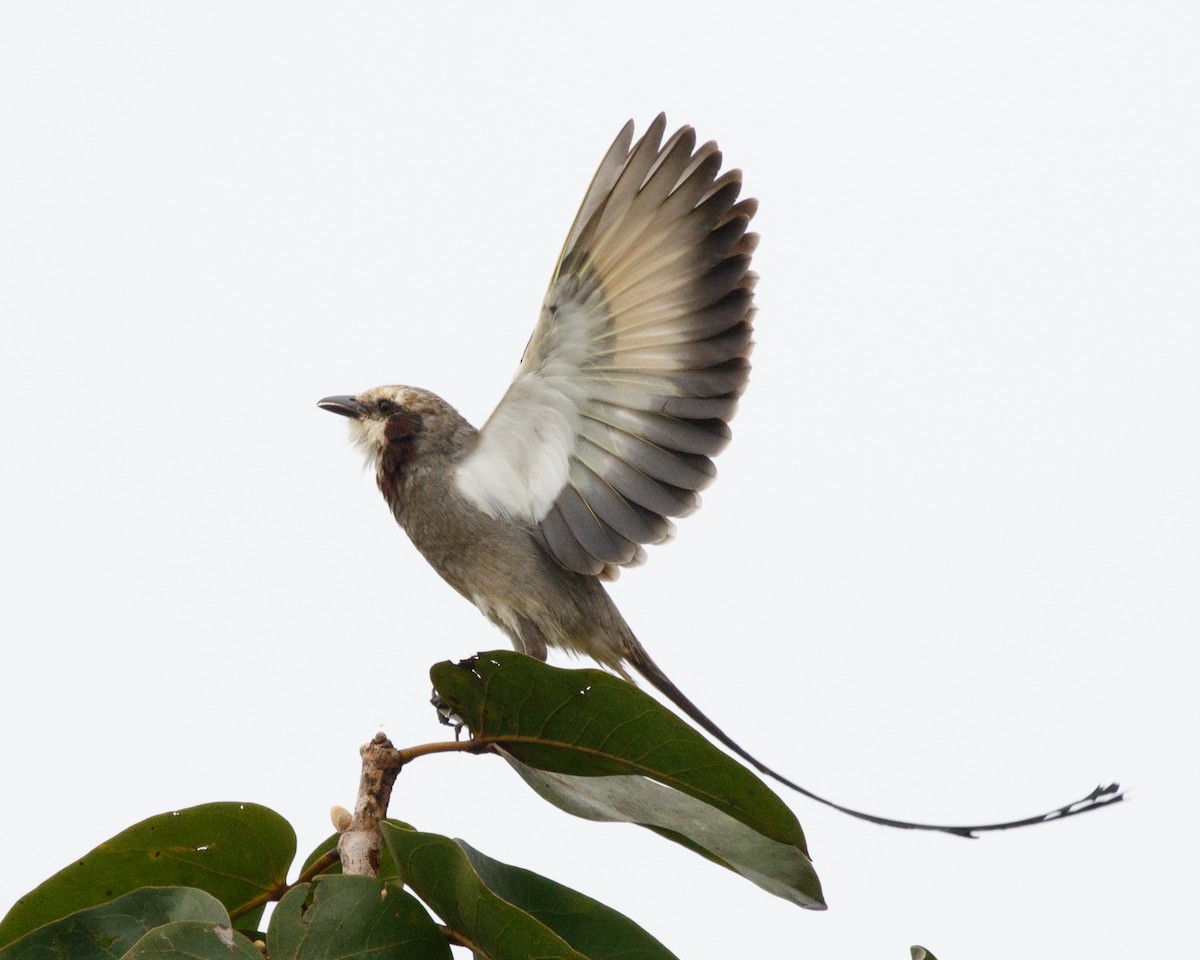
[430,688,466,739]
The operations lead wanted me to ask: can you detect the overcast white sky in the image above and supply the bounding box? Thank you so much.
[2,3,1197,957]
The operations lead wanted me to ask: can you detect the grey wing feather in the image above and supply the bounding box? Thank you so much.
[455,114,757,577]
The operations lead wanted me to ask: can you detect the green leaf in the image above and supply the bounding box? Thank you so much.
[430,651,824,908]
[117,921,261,959]
[505,759,824,908]
[0,803,295,947]
[911,949,939,960]
[267,875,449,960]
[0,888,229,960]
[381,823,589,960]
[456,839,678,960]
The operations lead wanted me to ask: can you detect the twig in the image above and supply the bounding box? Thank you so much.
[228,847,344,920]
[397,737,493,763]
[438,924,479,951]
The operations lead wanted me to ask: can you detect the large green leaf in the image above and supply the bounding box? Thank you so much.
[456,839,678,960]
[0,888,229,960]
[911,948,939,960]
[0,803,295,947]
[118,920,262,959]
[430,652,824,908]
[382,823,597,960]
[268,876,449,960]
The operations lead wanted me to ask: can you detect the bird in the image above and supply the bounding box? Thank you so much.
[320,115,1122,835]
[320,112,770,758]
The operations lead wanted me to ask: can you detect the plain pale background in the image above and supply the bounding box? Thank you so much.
[2,3,1196,957]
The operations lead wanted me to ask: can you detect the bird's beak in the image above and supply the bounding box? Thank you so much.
[317,395,366,419]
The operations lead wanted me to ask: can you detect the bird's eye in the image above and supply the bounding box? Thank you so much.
[377,399,397,416]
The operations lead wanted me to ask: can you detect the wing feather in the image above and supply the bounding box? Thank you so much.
[455,115,756,575]
[539,503,606,576]
[585,403,731,457]
[555,484,639,565]
[567,458,675,544]
[575,438,700,518]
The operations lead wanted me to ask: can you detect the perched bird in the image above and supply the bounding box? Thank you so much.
[320,115,1121,835]
[320,112,767,768]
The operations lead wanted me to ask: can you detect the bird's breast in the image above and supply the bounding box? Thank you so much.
[384,465,632,667]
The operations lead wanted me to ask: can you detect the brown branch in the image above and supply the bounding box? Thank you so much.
[335,733,494,876]
[338,733,405,876]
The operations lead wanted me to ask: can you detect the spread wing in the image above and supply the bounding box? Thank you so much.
[454,114,757,578]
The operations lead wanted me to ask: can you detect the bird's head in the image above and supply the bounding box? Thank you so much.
[318,385,472,474]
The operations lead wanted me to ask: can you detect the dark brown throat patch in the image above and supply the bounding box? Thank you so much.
[376,413,422,510]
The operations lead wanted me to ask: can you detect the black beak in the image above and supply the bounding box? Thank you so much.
[318,395,366,419]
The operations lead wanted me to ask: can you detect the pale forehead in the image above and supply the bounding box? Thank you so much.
[357,385,411,403]
[354,384,448,418]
